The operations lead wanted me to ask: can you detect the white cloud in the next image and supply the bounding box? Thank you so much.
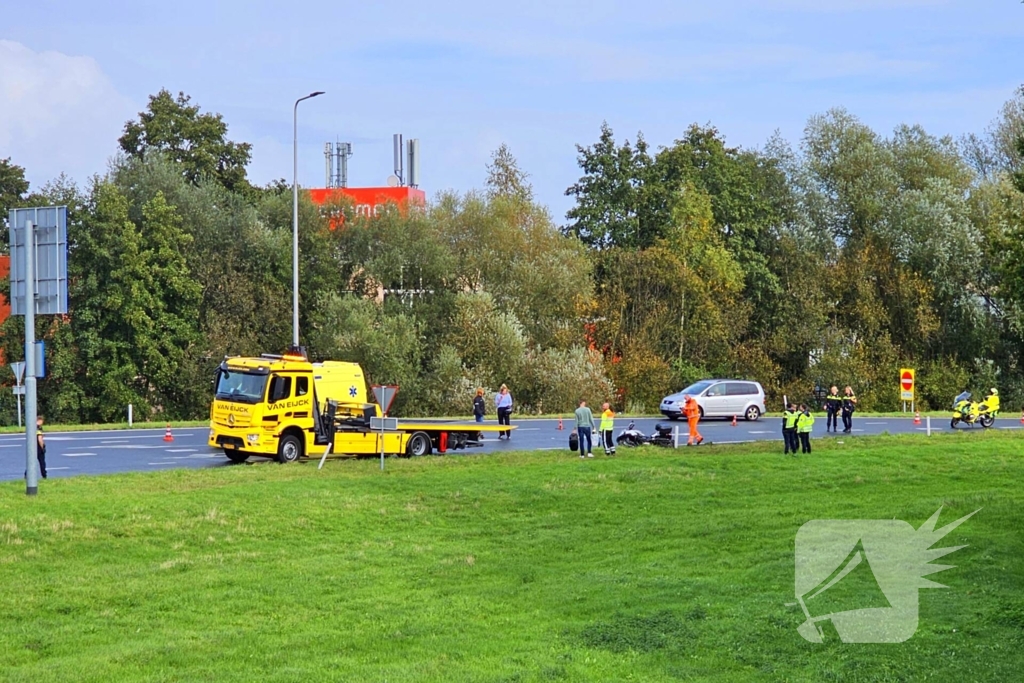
[0,40,135,189]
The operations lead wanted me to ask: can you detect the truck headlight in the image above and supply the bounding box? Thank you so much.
[247,433,260,444]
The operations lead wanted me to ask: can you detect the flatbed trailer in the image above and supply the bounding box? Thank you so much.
[327,415,515,458]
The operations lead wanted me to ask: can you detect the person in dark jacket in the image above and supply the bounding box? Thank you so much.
[841,386,857,433]
[783,403,799,455]
[825,385,841,433]
[36,415,47,479]
[473,388,486,423]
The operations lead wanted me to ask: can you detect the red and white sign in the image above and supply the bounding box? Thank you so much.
[900,369,915,401]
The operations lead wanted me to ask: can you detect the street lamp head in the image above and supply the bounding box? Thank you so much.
[309,91,325,98]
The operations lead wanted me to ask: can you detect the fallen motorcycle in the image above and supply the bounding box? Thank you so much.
[616,422,677,447]
[616,421,649,447]
[951,390,999,429]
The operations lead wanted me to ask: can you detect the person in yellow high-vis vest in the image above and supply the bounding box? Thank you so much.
[783,404,799,455]
[796,404,815,454]
[600,402,616,455]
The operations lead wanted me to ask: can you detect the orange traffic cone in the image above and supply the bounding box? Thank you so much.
[731,415,737,427]
[557,417,564,431]
[914,411,921,425]
[1019,409,1024,425]
[163,424,174,442]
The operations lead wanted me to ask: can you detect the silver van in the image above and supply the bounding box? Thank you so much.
[660,379,766,421]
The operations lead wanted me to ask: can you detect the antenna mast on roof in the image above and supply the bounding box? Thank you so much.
[324,141,353,188]
[393,134,404,186]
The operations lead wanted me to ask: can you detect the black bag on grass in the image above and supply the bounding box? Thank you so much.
[569,431,579,452]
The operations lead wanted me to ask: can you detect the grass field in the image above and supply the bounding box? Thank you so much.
[1,432,1022,682]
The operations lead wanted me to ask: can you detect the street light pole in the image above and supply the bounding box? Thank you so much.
[292,91,325,349]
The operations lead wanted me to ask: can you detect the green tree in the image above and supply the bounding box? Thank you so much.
[564,123,658,249]
[652,125,788,328]
[1015,134,1024,192]
[110,154,293,359]
[72,182,202,420]
[119,89,253,194]
[486,143,533,204]
[0,157,30,231]
[307,294,423,414]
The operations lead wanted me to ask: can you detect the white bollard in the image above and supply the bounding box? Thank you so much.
[128,404,133,427]
[673,425,679,448]
[318,443,334,470]
[926,415,931,437]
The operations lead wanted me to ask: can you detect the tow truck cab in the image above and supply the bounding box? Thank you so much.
[208,353,375,462]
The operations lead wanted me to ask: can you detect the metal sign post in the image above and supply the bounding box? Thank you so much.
[23,220,38,495]
[10,207,68,496]
[370,416,400,471]
[370,385,399,471]
[11,362,25,428]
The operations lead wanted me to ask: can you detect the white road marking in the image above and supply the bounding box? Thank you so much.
[166,448,197,453]
[148,461,178,466]
[101,439,131,444]
[46,434,185,442]
[61,453,95,457]
[0,426,202,438]
[749,431,775,435]
[46,467,70,471]
[700,440,756,445]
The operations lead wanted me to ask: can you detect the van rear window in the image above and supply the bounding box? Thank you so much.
[726,382,758,396]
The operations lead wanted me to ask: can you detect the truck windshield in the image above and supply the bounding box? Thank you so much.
[215,370,268,404]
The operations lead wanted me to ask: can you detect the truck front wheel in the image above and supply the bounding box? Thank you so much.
[224,449,248,464]
[406,432,432,457]
[277,434,303,463]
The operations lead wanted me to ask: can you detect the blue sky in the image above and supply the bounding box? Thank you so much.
[2,1,1022,219]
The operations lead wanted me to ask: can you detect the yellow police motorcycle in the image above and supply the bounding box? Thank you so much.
[951,390,999,429]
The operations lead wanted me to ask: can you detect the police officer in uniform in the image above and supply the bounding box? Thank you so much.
[841,386,857,433]
[783,403,799,455]
[825,385,841,433]
[796,404,815,453]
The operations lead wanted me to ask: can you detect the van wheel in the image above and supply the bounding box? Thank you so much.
[277,434,303,463]
[745,406,761,422]
[407,432,432,457]
[224,449,248,464]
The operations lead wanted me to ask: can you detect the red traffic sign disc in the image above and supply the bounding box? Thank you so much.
[901,372,913,391]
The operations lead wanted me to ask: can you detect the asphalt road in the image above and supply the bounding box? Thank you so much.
[1,415,1018,482]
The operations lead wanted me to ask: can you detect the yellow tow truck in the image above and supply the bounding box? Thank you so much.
[208,351,513,463]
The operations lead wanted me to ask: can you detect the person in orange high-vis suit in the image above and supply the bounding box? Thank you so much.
[684,395,703,446]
